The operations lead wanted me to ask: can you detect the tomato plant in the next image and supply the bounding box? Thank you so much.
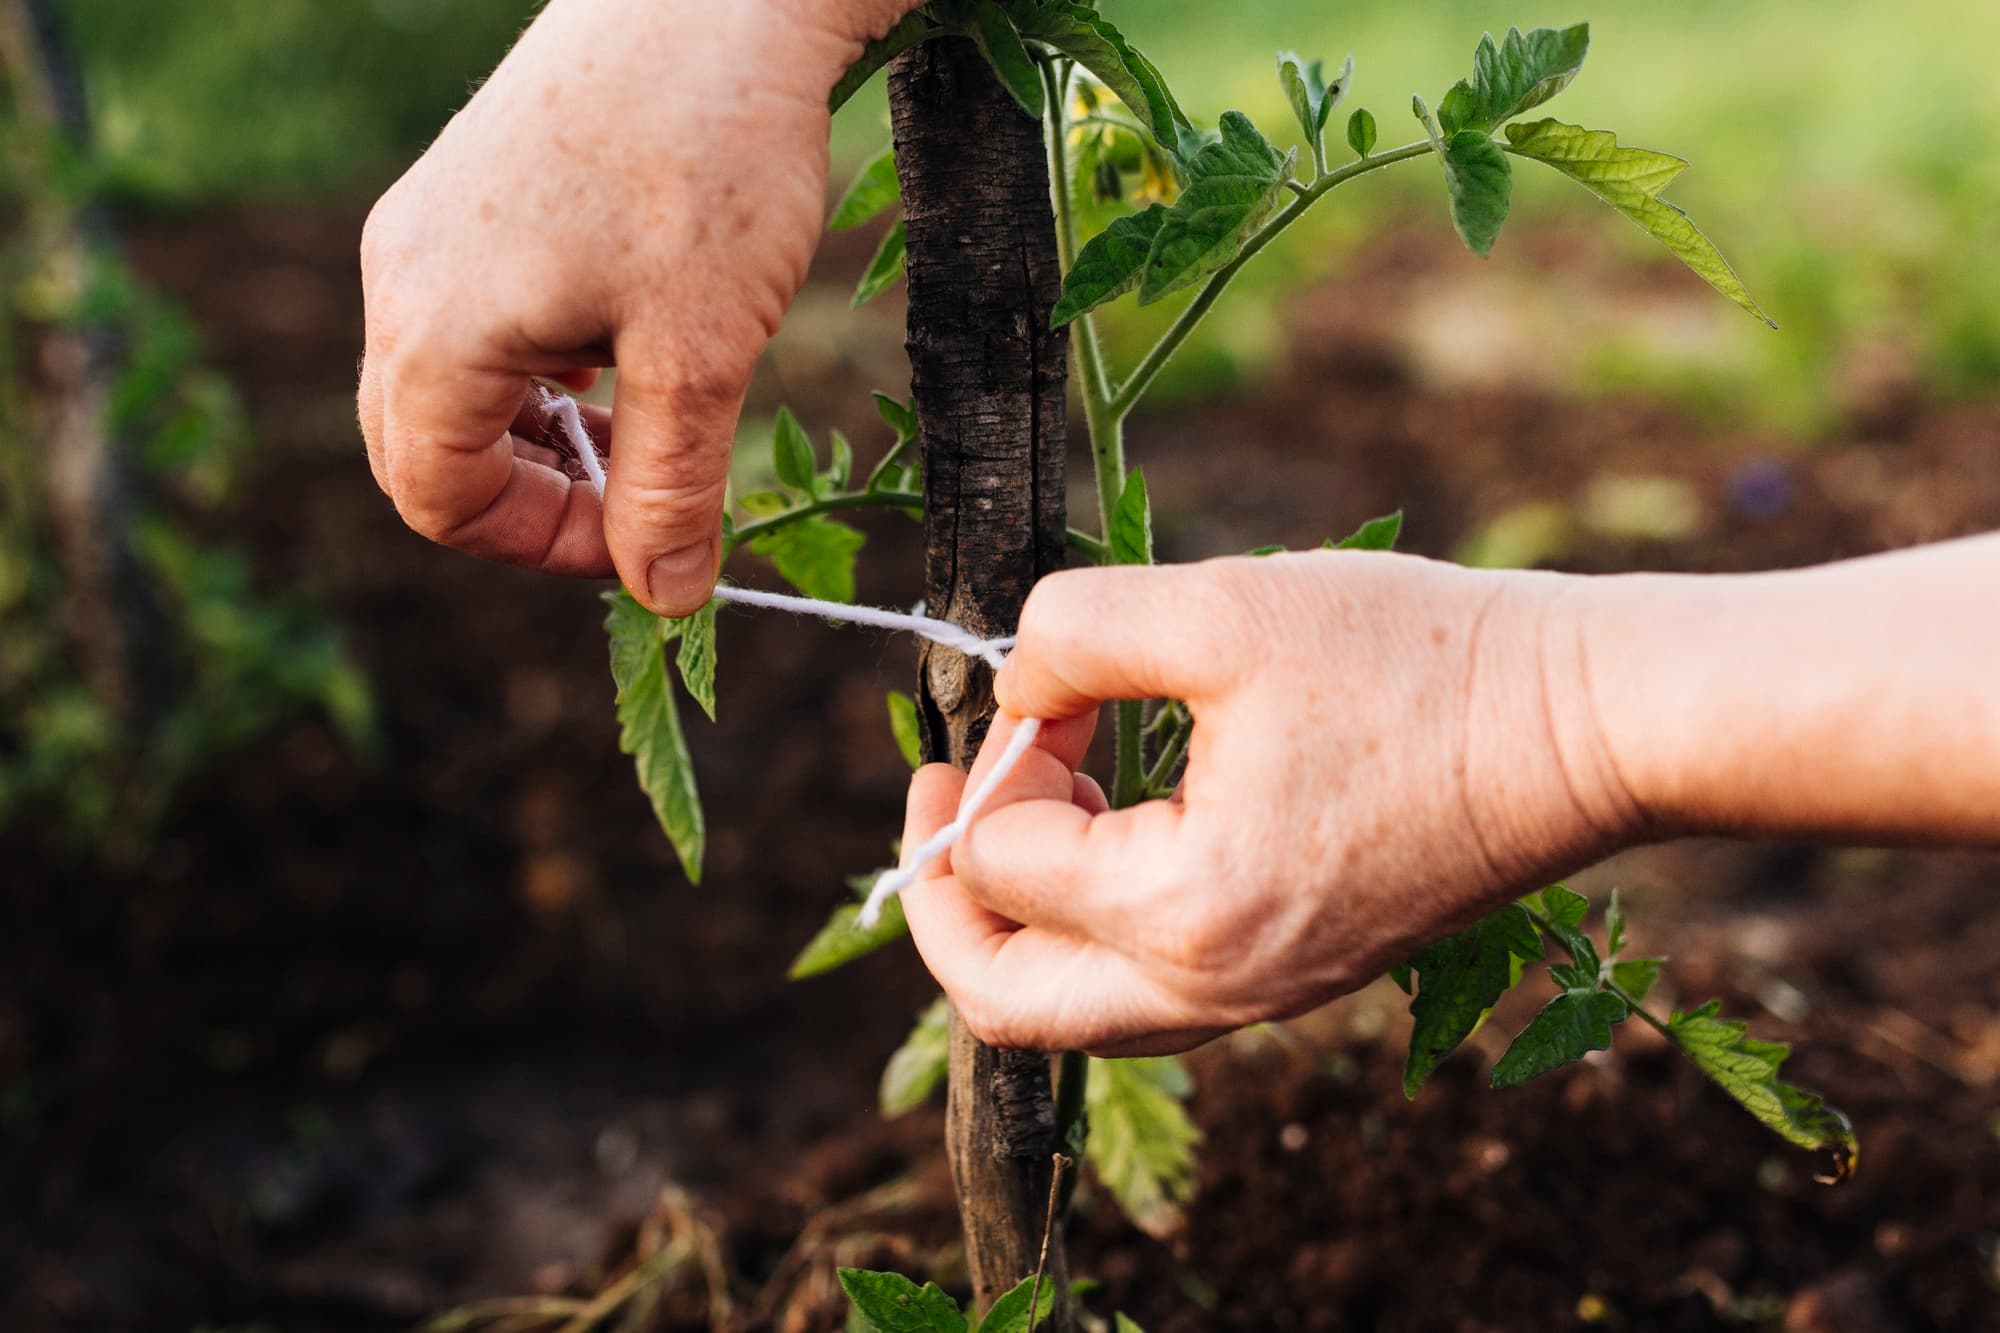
[597,8,1854,1329]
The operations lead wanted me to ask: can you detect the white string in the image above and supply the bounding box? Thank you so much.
[544,390,1040,926]
[860,714,1041,927]
[709,584,1016,672]
[545,393,607,495]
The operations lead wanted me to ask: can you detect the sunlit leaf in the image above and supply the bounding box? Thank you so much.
[1012,2,1189,151]
[749,516,866,604]
[604,591,703,882]
[1086,1056,1200,1237]
[791,884,910,981]
[1504,118,1772,325]
[887,690,924,770]
[1442,130,1511,257]
[853,219,908,308]
[1138,113,1291,304]
[968,2,1044,119]
[674,598,719,722]
[830,145,900,231]
[830,11,936,113]
[1438,24,1591,136]
[879,995,951,1117]
[1327,510,1402,551]
[1667,1001,1857,1180]
[1110,468,1153,565]
[838,1268,966,1333]
[1051,203,1168,328]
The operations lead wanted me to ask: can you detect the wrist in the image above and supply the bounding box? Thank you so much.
[1458,570,1649,888]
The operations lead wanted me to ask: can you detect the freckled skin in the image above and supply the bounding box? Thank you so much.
[900,538,2000,1055]
[357,0,929,612]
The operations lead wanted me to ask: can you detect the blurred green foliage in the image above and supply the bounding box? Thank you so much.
[52,0,2000,427]
[61,0,524,199]
[2,65,372,854]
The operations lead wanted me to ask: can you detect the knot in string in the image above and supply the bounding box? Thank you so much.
[547,391,1040,927]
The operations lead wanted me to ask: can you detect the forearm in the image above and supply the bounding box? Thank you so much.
[1567,534,2000,846]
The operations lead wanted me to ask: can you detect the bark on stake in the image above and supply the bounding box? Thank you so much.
[887,35,1072,1326]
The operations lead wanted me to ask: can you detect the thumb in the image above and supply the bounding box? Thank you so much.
[997,564,1234,721]
[601,338,747,616]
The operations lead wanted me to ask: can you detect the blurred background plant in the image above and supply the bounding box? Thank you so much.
[1,0,370,857]
[5,4,2000,1330]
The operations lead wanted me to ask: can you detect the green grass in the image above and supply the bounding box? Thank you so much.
[58,0,2000,422]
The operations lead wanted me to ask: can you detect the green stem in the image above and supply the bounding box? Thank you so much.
[726,487,1105,565]
[725,490,921,550]
[1107,139,1435,420]
[1041,57,1124,541]
[1521,904,1673,1038]
[1043,57,1143,815]
[1142,711,1190,795]
[1064,527,1111,563]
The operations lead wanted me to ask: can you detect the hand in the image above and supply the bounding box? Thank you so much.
[898,553,1645,1055]
[357,0,916,614]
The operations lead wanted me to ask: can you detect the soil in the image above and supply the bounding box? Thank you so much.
[3,204,1997,1333]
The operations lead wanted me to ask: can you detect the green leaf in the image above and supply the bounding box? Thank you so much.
[873,390,919,445]
[1138,112,1291,305]
[772,407,816,493]
[790,888,910,981]
[1539,884,1589,928]
[1403,903,1543,1098]
[977,1274,1056,1333]
[1667,1000,1858,1178]
[604,591,704,883]
[830,145,900,232]
[1012,2,1189,152]
[837,1268,967,1333]
[1346,106,1376,158]
[1442,130,1511,257]
[749,515,866,604]
[879,995,951,1117]
[1438,24,1590,136]
[1504,118,1773,325]
[1491,989,1628,1087]
[1051,203,1168,328]
[1275,50,1351,164]
[1327,510,1402,551]
[853,218,908,308]
[1085,1056,1200,1238]
[1114,1318,1147,1333]
[1109,468,1153,566]
[674,599,719,722]
[1610,957,1664,1005]
[968,2,1044,119]
[1387,961,1412,993]
[830,11,935,113]
[827,430,855,490]
[887,690,924,770]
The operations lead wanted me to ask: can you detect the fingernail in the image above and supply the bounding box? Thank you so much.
[646,539,716,614]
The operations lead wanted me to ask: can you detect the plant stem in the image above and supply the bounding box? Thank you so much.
[1043,58,1145,813]
[1142,711,1190,795]
[1521,904,1674,1038]
[1107,139,1434,420]
[725,488,1105,565]
[726,490,920,548]
[1041,58,1124,542]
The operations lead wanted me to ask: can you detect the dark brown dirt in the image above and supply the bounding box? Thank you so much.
[2,205,1996,1333]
